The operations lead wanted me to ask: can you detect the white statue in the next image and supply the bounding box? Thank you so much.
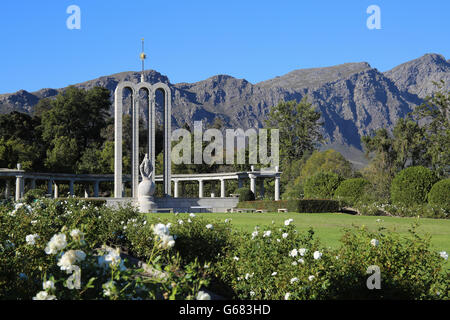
[137,153,156,212]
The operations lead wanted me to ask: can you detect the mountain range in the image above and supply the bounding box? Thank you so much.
[1,53,449,168]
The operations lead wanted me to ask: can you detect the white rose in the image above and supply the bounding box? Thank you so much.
[299,248,307,256]
[440,251,448,260]
[45,233,67,255]
[26,234,40,245]
[33,291,56,300]
[370,239,379,247]
[196,290,211,300]
[289,249,298,257]
[206,224,213,230]
[70,229,85,241]
[313,251,322,260]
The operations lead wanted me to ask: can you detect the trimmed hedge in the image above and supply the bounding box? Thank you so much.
[303,171,343,199]
[390,166,438,205]
[334,178,370,204]
[427,179,450,208]
[237,199,341,213]
[236,187,255,201]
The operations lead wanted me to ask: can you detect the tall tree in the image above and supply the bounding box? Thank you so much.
[265,97,323,169]
[38,86,111,172]
[412,80,449,177]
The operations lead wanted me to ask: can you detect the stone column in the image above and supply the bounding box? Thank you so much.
[54,182,59,198]
[132,94,139,199]
[174,180,179,198]
[69,180,75,196]
[47,180,53,196]
[5,180,10,199]
[260,179,265,199]
[15,175,24,201]
[249,174,256,194]
[275,176,280,201]
[220,179,226,198]
[84,189,89,198]
[94,181,100,198]
[198,180,204,198]
[238,178,243,189]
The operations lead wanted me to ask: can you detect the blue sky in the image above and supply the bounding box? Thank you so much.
[0,0,449,94]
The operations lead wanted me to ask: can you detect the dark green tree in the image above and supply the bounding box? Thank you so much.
[412,80,449,177]
[265,97,323,169]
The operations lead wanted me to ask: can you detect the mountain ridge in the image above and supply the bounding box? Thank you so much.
[1,53,449,168]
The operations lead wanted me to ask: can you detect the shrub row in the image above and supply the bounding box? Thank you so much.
[237,199,341,213]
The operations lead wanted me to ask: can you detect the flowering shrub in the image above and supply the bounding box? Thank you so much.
[354,201,449,219]
[0,197,448,300]
[214,219,449,300]
[150,215,237,265]
[0,198,211,300]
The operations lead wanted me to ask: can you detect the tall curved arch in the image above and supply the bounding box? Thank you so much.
[151,83,172,196]
[114,82,135,198]
[114,81,172,198]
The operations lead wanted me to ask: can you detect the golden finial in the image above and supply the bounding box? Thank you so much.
[140,38,146,82]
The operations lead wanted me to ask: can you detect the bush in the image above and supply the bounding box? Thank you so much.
[334,178,370,205]
[391,166,438,205]
[237,199,341,213]
[215,220,449,300]
[23,189,47,204]
[0,198,211,300]
[236,188,255,201]
[428,179,450,209]
[303,171,343,199]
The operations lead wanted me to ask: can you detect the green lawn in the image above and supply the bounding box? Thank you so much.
[148,212,450,255]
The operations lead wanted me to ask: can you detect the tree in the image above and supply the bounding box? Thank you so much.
[265,97,323,169]
[38,86,111,172]
[412,80,449,177]
[0,112,45,171]
[39,86,110,152]
[45,136,80,173]
[282,149,353,199]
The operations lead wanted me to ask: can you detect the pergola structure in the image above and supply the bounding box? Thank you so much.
[0,166,281,202]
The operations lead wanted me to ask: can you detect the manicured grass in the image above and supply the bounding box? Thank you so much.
[148,212,450,256]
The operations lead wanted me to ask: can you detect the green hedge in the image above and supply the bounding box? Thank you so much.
[237,199,341,213]
[391,166,438,205]
[427,178,450,208]
[236,187,255,201]
[303,171,343,199]
[334,178,370,205]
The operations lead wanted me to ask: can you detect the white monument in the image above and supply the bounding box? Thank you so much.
[114,39,172,212]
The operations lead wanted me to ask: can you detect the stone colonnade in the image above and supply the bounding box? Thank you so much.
[1,167,281,201]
